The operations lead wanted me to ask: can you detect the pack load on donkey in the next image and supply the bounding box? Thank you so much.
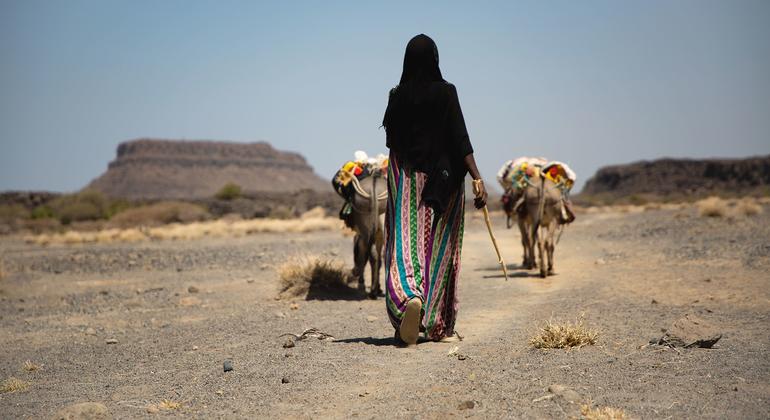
[332,151,388,228]
[497,156,548,192]
[497,157,577,227]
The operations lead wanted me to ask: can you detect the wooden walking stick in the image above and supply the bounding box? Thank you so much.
[472,179,509,281]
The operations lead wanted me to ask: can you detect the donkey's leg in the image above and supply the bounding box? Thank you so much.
[368,227,384,298]
[518,217,530,268]
[353,233,367,292]
[546,221,557,275]
[537,226,546,278]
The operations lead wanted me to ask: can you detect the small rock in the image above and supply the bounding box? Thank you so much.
[246,279,255,284]
[275,311,286,318]
[366,315,378,323]
[655,313,722,348]
[260,264,269,270]
[548,384,582,404]
[223,360,233,372]
[105,338,118,345]
[651,299,659,304]
[457,354,468,361]
[283,339,295,349]
[85,327,97,336]
[187,286,199,294]
[191,346,199,351]
[179,296,201,307]
[215,390,223,396]
[99,290,109,295]
[54,402,111,420]
[281,376,290,384]
[146,405,159,414]
[595,258,606,265]
[289,303,299,310]
[458,400,475,410]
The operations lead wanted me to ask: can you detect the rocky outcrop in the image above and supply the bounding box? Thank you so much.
[579,155,770,203]
[87,139,329,199]
[0,191,60,210]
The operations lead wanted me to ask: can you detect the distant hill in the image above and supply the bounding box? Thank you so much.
[87,139,329,199]
[577,155,770,204]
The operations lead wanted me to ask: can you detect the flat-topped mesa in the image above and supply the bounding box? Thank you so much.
[579,155,770,202]
[88,139,329,200]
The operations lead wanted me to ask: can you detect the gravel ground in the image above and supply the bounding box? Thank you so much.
[0,206,768,419]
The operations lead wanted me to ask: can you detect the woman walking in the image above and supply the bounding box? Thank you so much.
[382,34,487,346]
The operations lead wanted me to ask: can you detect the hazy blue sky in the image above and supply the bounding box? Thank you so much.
[1,0,768,193]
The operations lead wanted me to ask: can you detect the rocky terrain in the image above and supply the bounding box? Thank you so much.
[578,155,770,204]
[87,139,329,199]
[1,205,768,418]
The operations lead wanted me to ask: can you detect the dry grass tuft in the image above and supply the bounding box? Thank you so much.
[530,317,599,349]
[1,377,29,393]
[158,399,182,410]
[696,196,728,218]
[301,206,327,219]
[733,198,763,217]
[25,216,343,246]
[278,256,353,298]
[580,404,628,420]
[22,360,40,372]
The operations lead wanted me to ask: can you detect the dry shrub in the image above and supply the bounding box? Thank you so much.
[530,317,599,349]
[643,202,662,211]
[733,198,762,217]
[278,256,352,299]
[22,360,40,372]
[0,204,29,222]
[696,196,727,218]
[269,205,296,219]
[49,190,110,224]
[1,377,29,393]
[660,203,685,211]
[301,206,327,219]
[215,182,242,200]
[580,404,628,420]
[109,201,208,228]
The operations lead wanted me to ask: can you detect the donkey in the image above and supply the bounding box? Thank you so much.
[523,175,565,278]
[348,172,387,298]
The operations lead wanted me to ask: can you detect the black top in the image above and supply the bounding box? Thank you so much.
[382,34,474,213]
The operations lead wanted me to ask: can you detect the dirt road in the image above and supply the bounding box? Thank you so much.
[1,206,769,419]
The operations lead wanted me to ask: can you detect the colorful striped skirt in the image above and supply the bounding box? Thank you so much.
[384,153,465,341]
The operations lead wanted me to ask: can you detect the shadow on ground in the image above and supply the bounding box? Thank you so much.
[332,336,396,346]
[306,283,368,301]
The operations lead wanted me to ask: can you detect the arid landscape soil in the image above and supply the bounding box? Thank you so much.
[1,204,769,419]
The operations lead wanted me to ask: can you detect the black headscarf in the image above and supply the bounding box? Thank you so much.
[383,34,473,213]
[399,34,443,100]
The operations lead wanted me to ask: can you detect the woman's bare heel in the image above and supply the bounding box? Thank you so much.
[399,298,422,346]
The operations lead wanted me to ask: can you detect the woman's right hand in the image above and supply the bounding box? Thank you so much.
[472,179,488,209]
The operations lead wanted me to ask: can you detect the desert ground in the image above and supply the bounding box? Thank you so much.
[1,203,769,419]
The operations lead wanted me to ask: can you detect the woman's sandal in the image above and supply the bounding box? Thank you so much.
[398,298,422,346]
